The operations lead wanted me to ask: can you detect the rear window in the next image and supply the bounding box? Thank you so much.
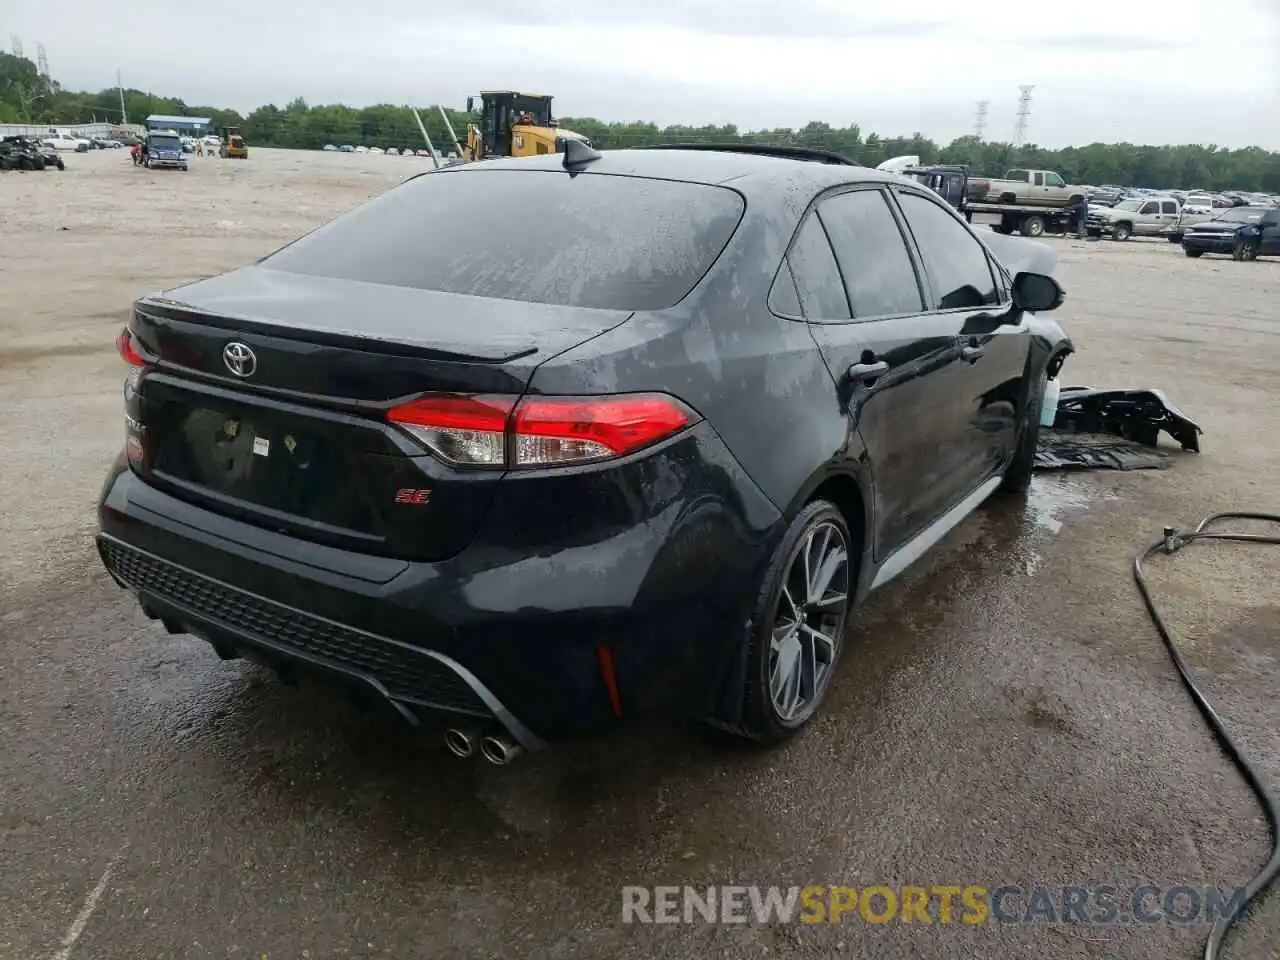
[261,169,745,311]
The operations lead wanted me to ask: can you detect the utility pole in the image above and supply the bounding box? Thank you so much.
[117,70,128,125]
[1012,84,1035,159]
[973,100,989,141]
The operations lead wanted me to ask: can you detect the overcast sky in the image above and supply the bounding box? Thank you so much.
[9,0,1279,148]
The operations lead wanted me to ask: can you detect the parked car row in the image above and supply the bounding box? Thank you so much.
[1085,191,1280,251]
[1081,193,1280,260]
[321,143,460,162]
[37,131,132,152]
[1085,183,1279,211]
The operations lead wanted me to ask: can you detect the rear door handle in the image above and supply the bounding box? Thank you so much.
[961,345,985,363]
[845,360,888,385]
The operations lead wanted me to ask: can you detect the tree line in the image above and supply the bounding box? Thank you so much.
[3,52,1278,192]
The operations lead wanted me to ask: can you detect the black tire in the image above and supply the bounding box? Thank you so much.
[1184,248,1203,258]
[54,157,65,171]
[1112,223,1132,242]
[1232,240,1258,262]
[1000,364,1046,495]
[19,156,34,170]
[736,499,854,744]
[1020,215,1046,238]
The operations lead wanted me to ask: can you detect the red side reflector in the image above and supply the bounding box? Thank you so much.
[596,643,623,718]
[116,327,145,367]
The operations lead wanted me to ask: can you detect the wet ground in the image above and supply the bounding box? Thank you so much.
[2,149,1279,959]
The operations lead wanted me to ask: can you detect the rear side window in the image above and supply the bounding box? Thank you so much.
[817,190,924,318]
[768,261,803,316]
[260,170,745,311]
[894,192,999,310]
[786,216,850,320]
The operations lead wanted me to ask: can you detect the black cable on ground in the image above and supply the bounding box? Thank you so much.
[1133,511,1280,960]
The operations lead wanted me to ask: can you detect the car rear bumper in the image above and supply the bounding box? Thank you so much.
[96,426,782,743]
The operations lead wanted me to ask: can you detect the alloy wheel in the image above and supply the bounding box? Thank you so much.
[768,521,850,722]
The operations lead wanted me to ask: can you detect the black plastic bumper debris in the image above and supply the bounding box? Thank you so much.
[1036,433,1168,471]
[1034,386,1203,472]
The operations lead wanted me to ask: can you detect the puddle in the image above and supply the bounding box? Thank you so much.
[968,475,1120,579]
[1025,475,1112,534]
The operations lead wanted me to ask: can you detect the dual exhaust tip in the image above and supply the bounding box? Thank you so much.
[444,727,521,765]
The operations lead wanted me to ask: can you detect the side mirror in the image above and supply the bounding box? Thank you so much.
[1011,272,1065,313]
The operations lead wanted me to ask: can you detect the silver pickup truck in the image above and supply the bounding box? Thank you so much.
[1085,196,1182,241]
[970,169,1087,208]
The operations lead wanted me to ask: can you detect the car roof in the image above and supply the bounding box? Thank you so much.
[430,147,905,206]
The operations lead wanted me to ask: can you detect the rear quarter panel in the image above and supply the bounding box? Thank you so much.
[526,187,853,518]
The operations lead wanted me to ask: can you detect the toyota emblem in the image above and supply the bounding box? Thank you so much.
[222,341,257,378]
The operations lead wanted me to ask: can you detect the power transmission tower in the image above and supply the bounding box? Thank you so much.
[37,43,49,79]
[974,100,989,141]
[10,35,23,58]
[1013,85,1035,148]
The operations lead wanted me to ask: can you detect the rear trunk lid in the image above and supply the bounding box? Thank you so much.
[127,266,631,561]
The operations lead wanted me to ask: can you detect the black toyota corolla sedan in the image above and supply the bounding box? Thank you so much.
[97,143,1073,761]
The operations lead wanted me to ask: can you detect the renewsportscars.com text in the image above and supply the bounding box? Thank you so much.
[622,884,1248,925]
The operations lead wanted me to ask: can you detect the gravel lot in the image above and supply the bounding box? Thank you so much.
[1,148,1278,960]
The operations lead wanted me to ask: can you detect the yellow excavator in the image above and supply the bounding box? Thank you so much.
[441,91,591,162]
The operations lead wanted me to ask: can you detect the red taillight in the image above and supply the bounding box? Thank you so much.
[116,327,145,367]
[387,394,515,467]
[385,392,695,468]
[513,395,692,466]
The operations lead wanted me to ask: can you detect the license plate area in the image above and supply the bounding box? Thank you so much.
[149,394,381,535]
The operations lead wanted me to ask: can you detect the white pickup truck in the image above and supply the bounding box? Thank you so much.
[970,169,1087,208]
[41,131,90,152]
